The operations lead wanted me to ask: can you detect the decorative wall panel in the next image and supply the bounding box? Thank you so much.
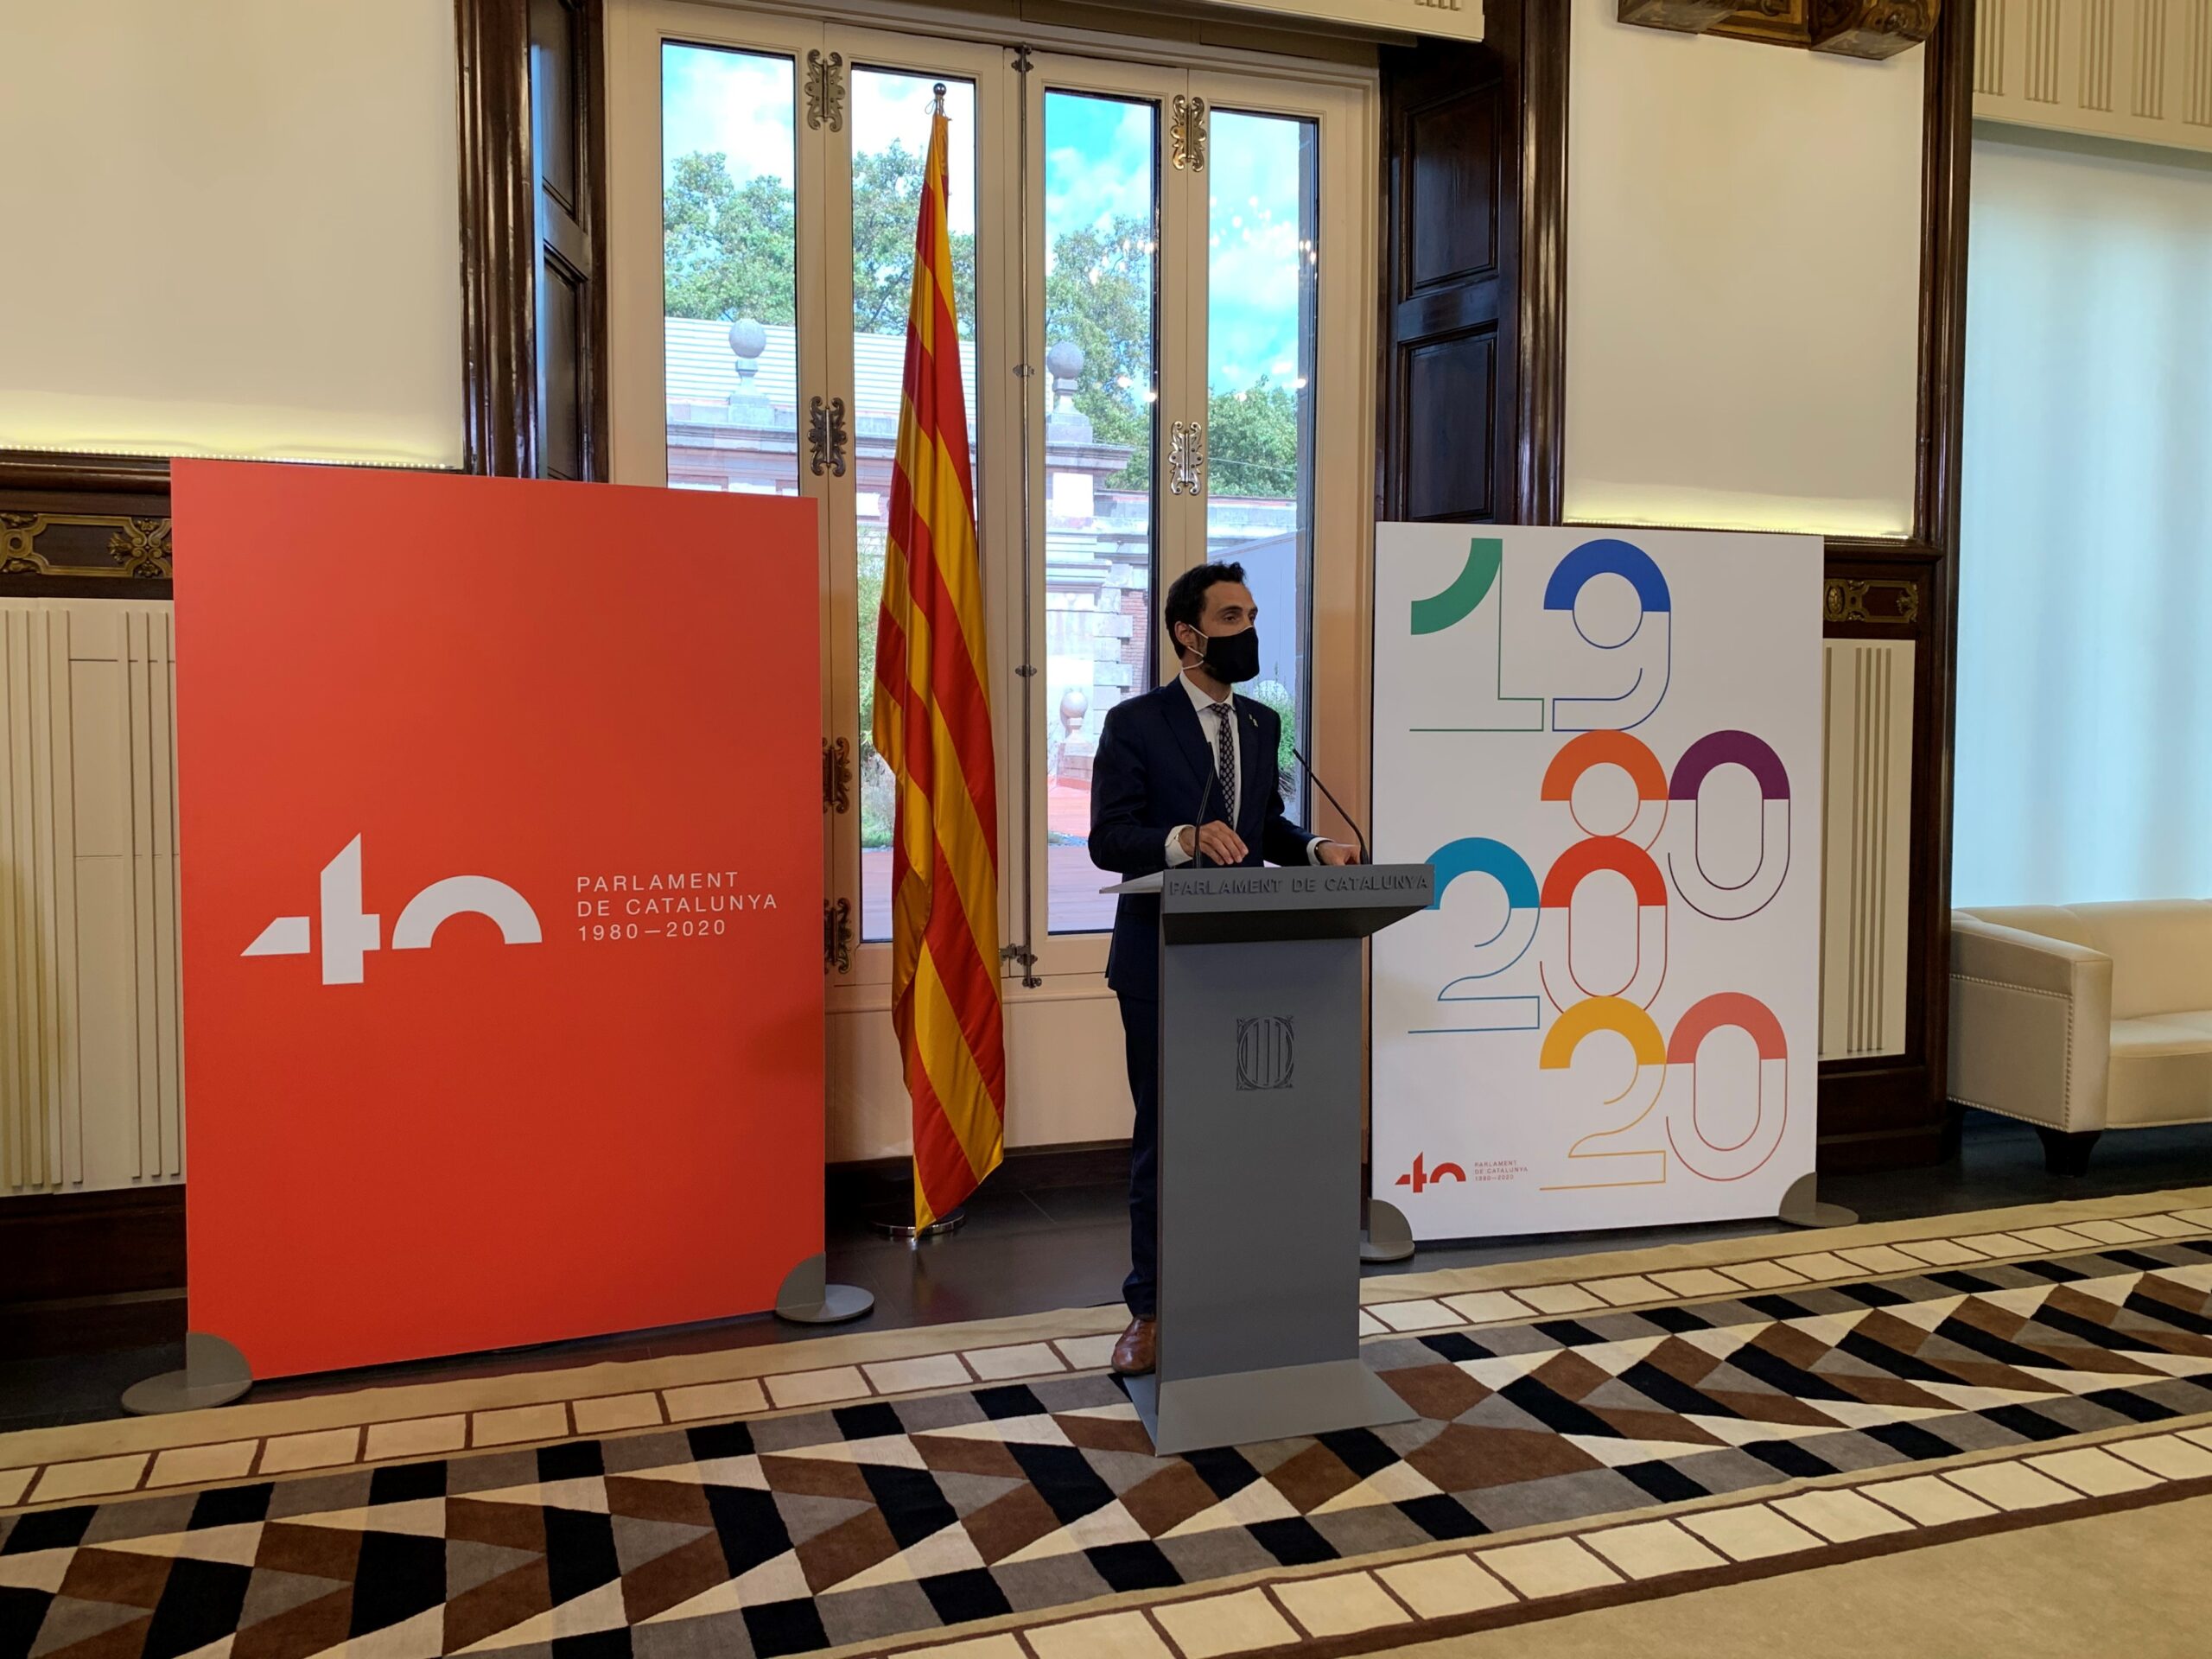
[0,600,182,1197]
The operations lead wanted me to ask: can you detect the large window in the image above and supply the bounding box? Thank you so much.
[614,6,1370,984]
[1040,89,1162,937]
[1956,134,2212,906]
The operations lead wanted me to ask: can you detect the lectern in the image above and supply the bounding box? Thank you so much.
[1105,861,1436,1455]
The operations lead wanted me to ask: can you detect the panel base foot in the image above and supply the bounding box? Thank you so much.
[774,1251,875,1325]
[1360,1195,1416,1263]
[123,1332,252,1415]
[1778,1173,1858,1230]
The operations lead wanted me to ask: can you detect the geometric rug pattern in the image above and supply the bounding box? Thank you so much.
[9,1238,2212,1659]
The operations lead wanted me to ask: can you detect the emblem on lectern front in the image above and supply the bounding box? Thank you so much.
[1236,1016,1296,1092]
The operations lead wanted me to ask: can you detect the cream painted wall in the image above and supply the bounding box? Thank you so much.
[1563,0,1924,537]
[0,2,462,467]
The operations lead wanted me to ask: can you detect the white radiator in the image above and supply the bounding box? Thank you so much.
[1819,638,1916,1061]
[0,599,181,1195]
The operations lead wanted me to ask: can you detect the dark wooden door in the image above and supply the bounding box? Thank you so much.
[1378,1,1562,526]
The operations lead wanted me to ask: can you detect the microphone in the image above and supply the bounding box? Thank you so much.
[1293,744,1370,866]
[1187,732,1222,869]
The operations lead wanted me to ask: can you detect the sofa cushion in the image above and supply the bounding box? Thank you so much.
[1962,900,2212,1020]
[2106,1014,2212,1127]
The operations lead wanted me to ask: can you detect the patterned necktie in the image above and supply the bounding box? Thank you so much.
[1210,702,1237,830]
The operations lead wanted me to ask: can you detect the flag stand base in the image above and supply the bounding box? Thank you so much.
[871,1207,968,1243]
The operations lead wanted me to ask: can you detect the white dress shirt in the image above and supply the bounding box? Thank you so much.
[1164,671,1325,868]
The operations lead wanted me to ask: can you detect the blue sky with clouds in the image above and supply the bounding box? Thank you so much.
[663,49,1309,393]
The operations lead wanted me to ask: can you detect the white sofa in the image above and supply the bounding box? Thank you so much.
[1950,900,2212,1173]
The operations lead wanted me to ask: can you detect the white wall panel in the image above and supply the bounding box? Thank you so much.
[828,986,1134,1163]
[1564,0,1924,536]
[0,2,461,466]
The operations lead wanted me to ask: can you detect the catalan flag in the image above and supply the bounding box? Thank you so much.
[871,96,1006,1229]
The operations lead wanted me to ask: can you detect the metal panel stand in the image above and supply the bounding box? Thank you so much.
[1777,1173,1859,1230]
[1110,864,1433,1456]
[123,1332,253,1415]
[1361,1196,1417,1264]
[775,1252,876,1325]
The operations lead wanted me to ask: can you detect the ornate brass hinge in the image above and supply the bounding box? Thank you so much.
[825,898,854,974]
[823,736,852,814]
[808,397,849,478]
[1167,420,1206,496]
[805,50,846,132]
[1170,94,1208,172]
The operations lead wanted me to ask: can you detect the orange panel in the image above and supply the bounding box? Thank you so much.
[174,461,823,1378]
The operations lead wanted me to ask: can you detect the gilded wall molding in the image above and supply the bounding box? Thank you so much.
[0,512,173,582]
[1623,0,1941,59]
[1825,575,1922,626]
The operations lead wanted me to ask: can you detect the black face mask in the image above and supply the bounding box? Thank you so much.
[1190,625,1262,685]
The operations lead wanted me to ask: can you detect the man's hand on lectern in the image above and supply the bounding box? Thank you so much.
[1182,821,1249,864]
[1315,841,1359,867]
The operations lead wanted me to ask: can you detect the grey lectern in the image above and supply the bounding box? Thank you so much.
[1104,861,1436,1455]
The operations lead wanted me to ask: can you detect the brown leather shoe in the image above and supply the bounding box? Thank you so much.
[1110,1317,1157,1376]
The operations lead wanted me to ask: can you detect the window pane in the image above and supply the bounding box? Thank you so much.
[1206,111,1318,823]
[661,43,800,495]
[1044,92,1160,935]
[856,72,980,945]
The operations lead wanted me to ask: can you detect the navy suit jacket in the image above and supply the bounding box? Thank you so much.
[1088,679,1318,1001]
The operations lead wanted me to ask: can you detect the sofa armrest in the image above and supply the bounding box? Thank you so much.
[1948,914,2113,1133]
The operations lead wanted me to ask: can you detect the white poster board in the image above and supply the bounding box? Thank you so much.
[1371,525,1823,1239]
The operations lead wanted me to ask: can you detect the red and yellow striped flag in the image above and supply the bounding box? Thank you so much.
[871,99,1006,1229]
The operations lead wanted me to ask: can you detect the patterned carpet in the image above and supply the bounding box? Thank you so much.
[10,1229,2212,1658]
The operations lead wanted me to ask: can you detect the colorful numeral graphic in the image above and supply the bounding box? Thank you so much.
[1405,536,1791,1190]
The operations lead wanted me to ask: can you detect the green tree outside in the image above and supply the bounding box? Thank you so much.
[849,143,978,338]
[1043,217,1159,492]
[1205,378,1300,499]
[665,149,976,340]
[664,154,799,323]
[671,159,1303,854]
[665,164,1299,497]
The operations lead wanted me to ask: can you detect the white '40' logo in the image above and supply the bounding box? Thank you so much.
[245,836,542,985]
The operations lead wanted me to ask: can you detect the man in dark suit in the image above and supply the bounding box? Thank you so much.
[1088,561,1357,1376]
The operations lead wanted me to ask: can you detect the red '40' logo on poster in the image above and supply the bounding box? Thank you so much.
[1395,1153,1467,1194]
